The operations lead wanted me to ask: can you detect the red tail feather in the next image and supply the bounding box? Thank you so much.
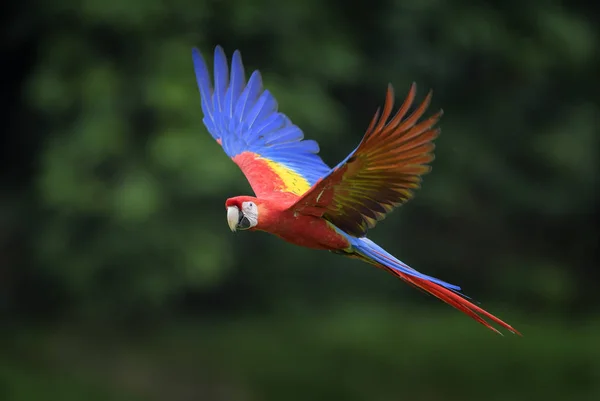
[381,265,521,336]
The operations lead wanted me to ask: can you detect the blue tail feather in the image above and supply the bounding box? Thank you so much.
[351,237,462,291]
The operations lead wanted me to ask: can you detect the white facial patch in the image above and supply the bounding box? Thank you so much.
[241,201,259,228]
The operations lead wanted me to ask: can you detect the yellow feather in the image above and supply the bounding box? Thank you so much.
[261,158,311,196]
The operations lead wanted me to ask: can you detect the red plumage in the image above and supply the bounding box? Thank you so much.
[195,46,520,335]
[232,152,302,202]
[353,251,521,335]
[226,196,351,250]
[292,83,441,237]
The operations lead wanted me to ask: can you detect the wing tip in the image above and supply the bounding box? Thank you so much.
[232,49,243,62]
[214,44,225,56]
[386,82,394,96]
[191,47,206,69]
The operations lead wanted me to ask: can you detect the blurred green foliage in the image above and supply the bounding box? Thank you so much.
[1,0,599,400]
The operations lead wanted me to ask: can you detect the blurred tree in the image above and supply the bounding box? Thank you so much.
[2,0,600,400]
[2,0,598,322]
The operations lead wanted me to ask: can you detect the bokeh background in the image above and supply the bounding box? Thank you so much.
[2,0,599,400]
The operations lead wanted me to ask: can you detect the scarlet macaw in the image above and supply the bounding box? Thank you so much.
[192,46,520,335]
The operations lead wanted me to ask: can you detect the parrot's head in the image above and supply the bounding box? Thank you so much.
[225,196,260,232]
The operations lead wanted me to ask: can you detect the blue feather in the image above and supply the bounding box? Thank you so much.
[248,115,284,144]
[245,92,274,131]
[346,234,462,291]
[238,72,263,126]
[213,47,228,115]
[192,49,217,140]
[264,126,302,145]
[192,45,331,186]
[227,51,245,118]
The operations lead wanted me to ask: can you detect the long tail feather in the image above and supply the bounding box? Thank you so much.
[352,238,521,335]
[381,264,521,335]
[355,237,462,291]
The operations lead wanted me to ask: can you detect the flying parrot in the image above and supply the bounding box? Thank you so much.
[192,45,520,335]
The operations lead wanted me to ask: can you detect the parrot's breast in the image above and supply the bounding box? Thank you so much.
[266,213,351,251]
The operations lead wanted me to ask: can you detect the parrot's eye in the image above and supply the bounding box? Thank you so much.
[238,201,259,230]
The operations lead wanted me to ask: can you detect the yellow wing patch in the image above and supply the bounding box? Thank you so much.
[261,158,312,196]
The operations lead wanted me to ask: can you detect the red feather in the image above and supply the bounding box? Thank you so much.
[232,152,302,203]
[388,266,521,335]
[347,248,520,335]
[290,83,442,237]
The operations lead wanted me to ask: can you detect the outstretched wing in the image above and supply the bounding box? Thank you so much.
[192,46,331,199]
[290,83,442,237]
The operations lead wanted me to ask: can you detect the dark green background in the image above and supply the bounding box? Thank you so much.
[2,0,599,400]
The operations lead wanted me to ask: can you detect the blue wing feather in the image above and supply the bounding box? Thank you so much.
[192,45,331,187]
[213,47,228,115]
[254,114,285,138]
[227,51,245,119]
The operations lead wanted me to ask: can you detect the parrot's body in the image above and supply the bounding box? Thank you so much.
[193,46,520,335]
[227,195,349,250]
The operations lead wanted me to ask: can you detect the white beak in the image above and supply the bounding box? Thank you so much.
[227,206,240,232]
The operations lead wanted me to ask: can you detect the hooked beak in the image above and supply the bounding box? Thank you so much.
[226,206,253,232]
[227,206,240,232]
